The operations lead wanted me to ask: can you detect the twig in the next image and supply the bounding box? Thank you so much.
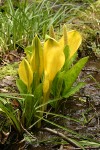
[21,124,37,140]
[41,127,80,148]
[82,68,100,73]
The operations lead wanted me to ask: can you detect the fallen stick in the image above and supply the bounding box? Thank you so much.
[41,127,80,148]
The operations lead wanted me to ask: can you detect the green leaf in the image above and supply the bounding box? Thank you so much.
[33,83,43,106]
[0,97,7,105]
[63,82,86,98]
[16,79,27,94]
[51,75,58,97]
[62,57,88,96]
[64,52,78,71]
[52,72,63,98]
[33,83,43,127]
[0,100,21,133]
[24,94,35,128]
[25,45,33,56]
[80,140,100,147]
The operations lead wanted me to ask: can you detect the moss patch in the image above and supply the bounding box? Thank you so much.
[0,62,18,80]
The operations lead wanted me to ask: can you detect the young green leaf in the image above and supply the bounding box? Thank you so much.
[16,79,27,94]
[62,57,88,96]
[63,82,86,98]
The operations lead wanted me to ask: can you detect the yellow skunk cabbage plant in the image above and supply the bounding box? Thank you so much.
[15,25,88,128]
[0,28,81,131]
[0,25,88,134]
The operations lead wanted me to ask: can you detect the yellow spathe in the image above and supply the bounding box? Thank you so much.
[18,59,33,89]
[59,30,82,58]
[43,38,65,93]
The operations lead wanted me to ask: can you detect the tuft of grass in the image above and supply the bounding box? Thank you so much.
[0,0,82,51]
